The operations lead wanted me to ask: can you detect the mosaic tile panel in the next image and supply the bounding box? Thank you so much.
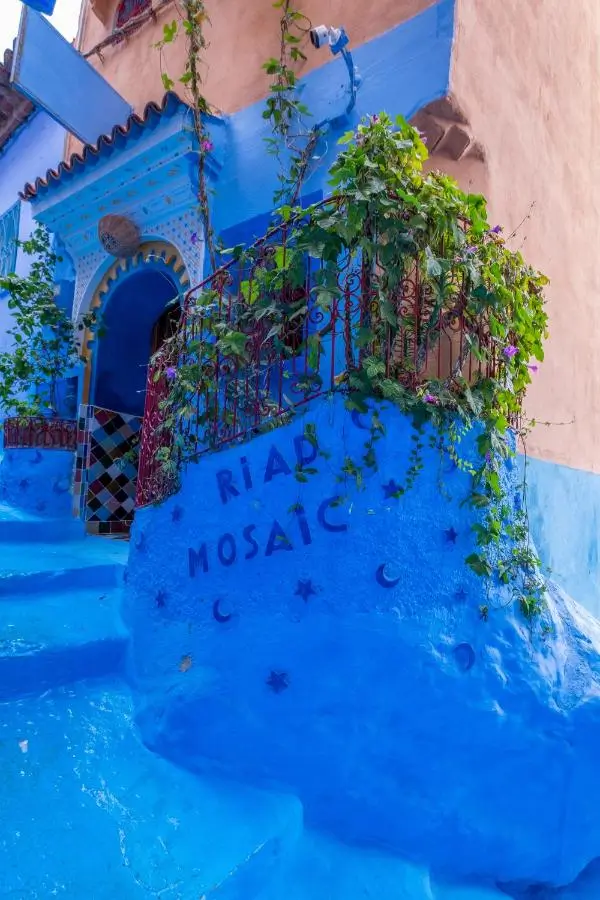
[74,404,141,534]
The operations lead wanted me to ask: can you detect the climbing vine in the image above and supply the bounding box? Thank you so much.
[153,112,548,620]
[146,1,549,620]
[0,225,98,417]
[262,0,319,204]
[155,0,215,266]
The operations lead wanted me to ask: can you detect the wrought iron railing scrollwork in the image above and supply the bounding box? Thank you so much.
[136,207,496,508]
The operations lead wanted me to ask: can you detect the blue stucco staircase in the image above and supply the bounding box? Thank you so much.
[0,516,304,897]
[0,679,303,898]
[0,524,128,700]
[0,504,562,899]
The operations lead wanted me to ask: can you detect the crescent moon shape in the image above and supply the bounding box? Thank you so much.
[453,642,476,673]
[213,598,233,623]
[351,409,372,431]
[375,563,401,589]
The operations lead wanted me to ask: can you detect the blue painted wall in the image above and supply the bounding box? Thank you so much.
[120,5,600,892]
[211,0,455,235]
[525,457,600,619]
[0,447,73,517]
[125,394,600,891]
[0,110,66,352]
[204,0,600,631]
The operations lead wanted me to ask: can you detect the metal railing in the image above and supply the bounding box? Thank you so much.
[3,416,77,451]
[136,216,497,507]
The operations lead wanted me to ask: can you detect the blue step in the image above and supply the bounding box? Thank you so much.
[0,588,128,699]
[0,516,83,543]
[0,562,123,595]
[0,679,302,898]
[253,829,509,900]
[0,535,127,576]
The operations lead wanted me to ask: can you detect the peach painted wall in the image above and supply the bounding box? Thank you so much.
[451,0,600,473]
[65,0,435,167]
[70,0,433,154]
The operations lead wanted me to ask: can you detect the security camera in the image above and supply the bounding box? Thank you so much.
[309,25,349,55]
[309,25,330,49]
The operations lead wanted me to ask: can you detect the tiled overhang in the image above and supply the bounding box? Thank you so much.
[21,92,221,258]
[21,92,193,200]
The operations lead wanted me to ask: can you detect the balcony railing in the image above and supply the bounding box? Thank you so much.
[3,416,77,451]
[136,211,497,508]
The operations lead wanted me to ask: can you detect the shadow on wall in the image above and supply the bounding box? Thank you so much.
[93,267,180,418]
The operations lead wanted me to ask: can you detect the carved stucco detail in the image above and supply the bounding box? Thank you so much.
[73,249,107,322]
[72,208,204,322]
[409,93,485,163]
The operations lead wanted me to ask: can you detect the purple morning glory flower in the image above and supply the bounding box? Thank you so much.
[191,232,198,245]
[201,139,213,152]
[424,393,438,405]
[485,451,492,465]
[503,345,518,359]
[527,364,539,373]
[465,245,477,255]
[490,225,502,234]
[371,114,379,123]
[165,366,177,380]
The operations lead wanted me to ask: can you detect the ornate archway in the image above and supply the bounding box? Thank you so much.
[74,241,189,535]
[79,240,189,407]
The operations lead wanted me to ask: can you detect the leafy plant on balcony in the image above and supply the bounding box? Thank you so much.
[153,113,548,619]
[0,225,97,419]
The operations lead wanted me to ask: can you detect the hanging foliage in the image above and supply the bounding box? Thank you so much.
[153,113,549,619]
[0,225,98,417]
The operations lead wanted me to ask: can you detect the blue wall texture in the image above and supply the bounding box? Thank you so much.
[0,110,66,351]
[0,447,73,517]
[525,457,600,619]
[211,0,455,235]
[126,395,600,890]
[120,3,600,890]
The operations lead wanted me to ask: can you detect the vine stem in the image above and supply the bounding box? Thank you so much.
[183,0,216,271]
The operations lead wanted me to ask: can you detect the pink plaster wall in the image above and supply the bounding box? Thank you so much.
[71,0,433,141]
[68,0,434,162]
[451,0,600,472]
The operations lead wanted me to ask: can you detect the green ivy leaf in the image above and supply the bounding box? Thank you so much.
[162,20,178,43]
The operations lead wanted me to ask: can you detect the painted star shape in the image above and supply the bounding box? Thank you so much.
[444,527,459,544]
[295,579,317,603]
[171,505,184,523]
[266,671,289,693]
[455,587,468,603]
[156,590,167,608]
[18,478,30,490]
[382,479,402,500]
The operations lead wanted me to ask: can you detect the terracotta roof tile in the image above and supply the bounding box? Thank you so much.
[20,91,189,201]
